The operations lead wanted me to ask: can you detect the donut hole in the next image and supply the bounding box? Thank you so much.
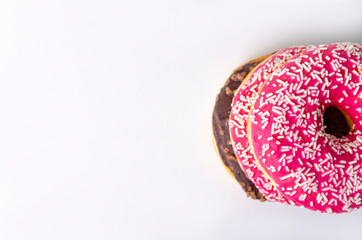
[323,106,351,138]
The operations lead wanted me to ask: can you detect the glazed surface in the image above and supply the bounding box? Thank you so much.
[230,46,307,202]
[249,43,362,213]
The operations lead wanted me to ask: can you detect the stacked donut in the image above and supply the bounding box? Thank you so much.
[212,42,362,213]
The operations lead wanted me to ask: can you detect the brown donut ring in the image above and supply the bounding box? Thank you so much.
[212,54,272,200]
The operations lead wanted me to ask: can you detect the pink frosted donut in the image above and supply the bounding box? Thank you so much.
[229,46,308,202]
[249,42,362,213]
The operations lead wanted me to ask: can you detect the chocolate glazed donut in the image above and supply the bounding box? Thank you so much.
[212,54,272,200]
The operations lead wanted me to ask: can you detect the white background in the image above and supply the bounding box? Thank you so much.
[0,0,361,239]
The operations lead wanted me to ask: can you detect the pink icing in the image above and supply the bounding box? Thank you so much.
[249,43,362,213]
[229,46,307,202]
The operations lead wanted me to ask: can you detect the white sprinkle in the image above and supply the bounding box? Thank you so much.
[319,158,329,165]
[347,179,353,190]
[342,90,348,97]
[331,62,337,71]
[272,108,283,115]
[314,163,321,172]
[349,160,357,165]
[276,79,286,85]
[279,153,287,163]
[303,63,311,72]
[298,158,304,165]
[299,194,307,201]
[280,172,294,180]
[354,86,360,96]
[322,169,334,177]
[353,70,360,76]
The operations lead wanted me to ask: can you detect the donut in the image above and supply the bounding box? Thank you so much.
[229,46,308,203]
[214,42,362,213]
[212,55,269,200]
[247,42,362,213]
